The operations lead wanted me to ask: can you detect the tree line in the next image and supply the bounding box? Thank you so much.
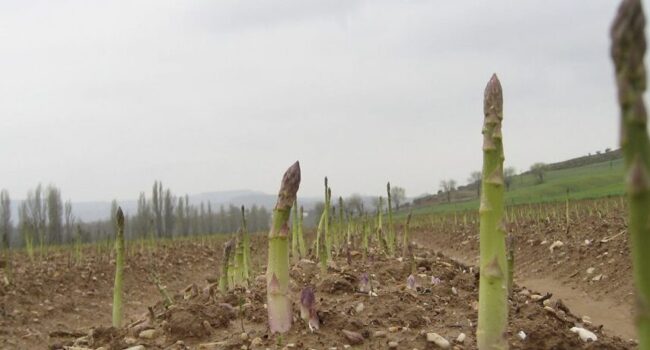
[0,181,271,249]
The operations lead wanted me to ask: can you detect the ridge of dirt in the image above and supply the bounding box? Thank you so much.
[411,203,636,342]
[48,246,633,350]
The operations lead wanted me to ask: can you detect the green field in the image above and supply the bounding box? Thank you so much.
[406,158,625,217]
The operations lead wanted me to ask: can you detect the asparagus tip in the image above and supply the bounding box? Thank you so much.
[276,161,301,210]
[116,207,124,228]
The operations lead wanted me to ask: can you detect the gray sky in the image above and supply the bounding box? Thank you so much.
[0,0,630,202]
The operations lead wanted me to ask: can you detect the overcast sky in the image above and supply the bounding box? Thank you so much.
[0,0,635,202]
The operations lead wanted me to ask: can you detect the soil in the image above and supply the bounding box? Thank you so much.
[411,199,636,340]
[0,201,639,349]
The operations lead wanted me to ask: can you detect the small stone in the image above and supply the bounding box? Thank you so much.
[518,331,526,340]
[197,341,227,349]
[240,332,249,341]
[570,327,597,342]
[586,267,595,274]
[388,341,399,348]
[456,333,466,343]
[124,337,138,345]
[592,274,603,281]
[542,299,552,307]
[124,346,146,350]
[251,337,263,346]
[582,316,592,324]
[355,303,365,313]
[342,329,364,345]
[388,326,399,332]
[544,306,555,313]
[451,287,458,295]
[549,240,564,253]
[426,333,450,349]
[530,294,543,301]
[138,329,157,339]
[374,330,387,338]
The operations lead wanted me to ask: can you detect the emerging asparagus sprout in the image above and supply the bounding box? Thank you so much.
[406,274,418,290]
[358,272,371,293]
[219,238,234,293]
[266,161,301,334]
[300,286,320,332]
[112,207,125,327]
[611,0,650,346]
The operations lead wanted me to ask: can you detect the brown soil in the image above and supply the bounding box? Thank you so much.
[0,205,638,349]
[411,200,636,341]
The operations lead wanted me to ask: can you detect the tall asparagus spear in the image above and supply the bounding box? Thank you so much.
[241,206,251,282]
[476,74,508,350]
[387,182,396,256]
[611,1,650,347]
[112,207,125,327]
[266,161,301,333]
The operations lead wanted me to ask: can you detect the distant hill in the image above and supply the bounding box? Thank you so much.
[408,152,624,216]
[412,149,623,208]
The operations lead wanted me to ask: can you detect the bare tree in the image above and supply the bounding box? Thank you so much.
[46,185,63,244]
[530,163,547,184]
[504,167,517,191]
[439,179,457,203]
[390,186,406,210]
[468,171,482,197]
[0,190,11,249]
[64,200,74,243]
[26,184,46,248]
[135,192,152,238]
[152,181,163,238]
[163,189,175,237]
[346,194,365,216]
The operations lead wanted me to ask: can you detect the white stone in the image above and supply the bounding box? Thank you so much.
[549,240,564,253]
[570,327,597,342]
[455,333,466,343]
[517,331,526,340]
[426,333,450,349]
[138,329,157,339]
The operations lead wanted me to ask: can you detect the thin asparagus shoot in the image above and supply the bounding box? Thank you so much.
[112,207,125,328]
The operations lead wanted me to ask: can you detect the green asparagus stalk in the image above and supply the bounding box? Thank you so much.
[112,207,125,328]
[241,206,251,282]
[611,1,650,347]
[387,183,395,256]
[234,230,245,287]
[324,183,332,262]
[298,206,306,258]
[316,208,327,274]
[267,161,301,333]
[219,239,234,293]
[401,211,412,257]
[476,74,508,350]
[338,196,344,253]
[362,214,369,260]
